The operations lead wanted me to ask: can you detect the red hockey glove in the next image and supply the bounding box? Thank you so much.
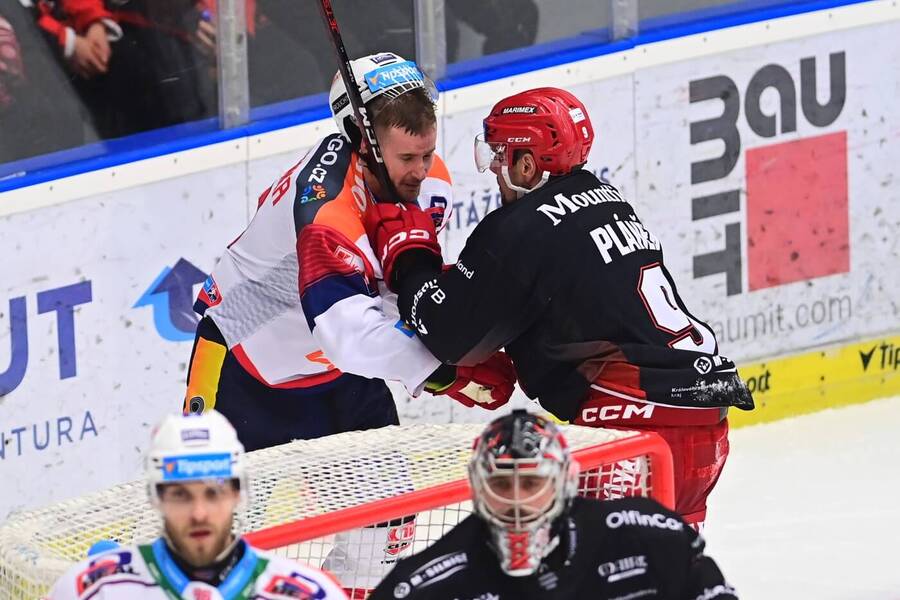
[364,202,442,290]
[431,353,517,411]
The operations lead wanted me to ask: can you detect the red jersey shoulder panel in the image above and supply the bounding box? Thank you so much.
[297,224,375,295]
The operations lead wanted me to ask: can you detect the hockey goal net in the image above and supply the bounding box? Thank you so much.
[0,423,673,599]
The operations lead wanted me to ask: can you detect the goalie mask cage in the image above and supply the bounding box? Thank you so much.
[0,423,673,599]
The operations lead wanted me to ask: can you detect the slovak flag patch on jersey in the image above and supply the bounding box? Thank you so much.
[263,572,327,599]
[199,276,222,308]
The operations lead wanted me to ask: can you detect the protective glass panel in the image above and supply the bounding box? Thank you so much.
[0,1,219,182]
[447,0,610,66]
[640,0,830,32]
[246,0,416,115]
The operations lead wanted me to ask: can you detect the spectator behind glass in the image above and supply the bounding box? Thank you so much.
[34,0,216,140]
[0,3,87,165]
[241,0,415,108]
[446,0,538,62]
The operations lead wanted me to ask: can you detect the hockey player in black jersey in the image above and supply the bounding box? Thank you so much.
[369,410,737,600]
[364,87,754,528]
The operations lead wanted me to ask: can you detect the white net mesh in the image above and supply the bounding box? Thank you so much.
[0,423,669,599]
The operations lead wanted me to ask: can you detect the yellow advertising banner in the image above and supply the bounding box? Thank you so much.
[732,334,900,427]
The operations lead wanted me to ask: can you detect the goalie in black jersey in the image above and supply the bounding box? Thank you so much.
[364,86,753,529]
[369,410,737,600]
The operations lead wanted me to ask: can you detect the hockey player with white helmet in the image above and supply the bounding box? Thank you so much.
[184,51,516,452]
[370,410,738,599]
[183,53,515,595]
[47,410,348,599]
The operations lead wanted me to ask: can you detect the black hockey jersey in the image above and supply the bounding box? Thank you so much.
[396,169,753,421]
[369,496,738,600]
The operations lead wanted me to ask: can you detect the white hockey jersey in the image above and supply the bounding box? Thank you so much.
[195,134,453,395]
[47,538,348,600]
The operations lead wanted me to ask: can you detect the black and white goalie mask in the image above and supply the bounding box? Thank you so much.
[468,410,578,576]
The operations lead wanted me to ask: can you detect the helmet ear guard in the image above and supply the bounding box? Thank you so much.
[146,410,248,513]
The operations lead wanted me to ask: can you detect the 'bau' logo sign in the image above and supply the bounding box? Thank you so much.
[688,51,847,296]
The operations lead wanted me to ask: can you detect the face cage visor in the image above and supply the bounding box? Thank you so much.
[482,470,556,528]
[471,459,568,576]
[474,133,507,173]
[474,133,551,200]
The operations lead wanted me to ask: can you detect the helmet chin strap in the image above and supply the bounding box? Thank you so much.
[501,166,550,199]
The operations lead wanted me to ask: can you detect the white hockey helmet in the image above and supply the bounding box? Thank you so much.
[468,410,578,576]
[146,410,248,510]
[329,51,438,143]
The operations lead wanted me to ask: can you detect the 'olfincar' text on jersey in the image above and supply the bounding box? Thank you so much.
[47,538,348,599]
[196,134,452,394]
[369,497,737,600]
[396,169,752,421]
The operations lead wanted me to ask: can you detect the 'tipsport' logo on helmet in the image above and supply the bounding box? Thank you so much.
[162,453,232,481]
[364,61,423,93]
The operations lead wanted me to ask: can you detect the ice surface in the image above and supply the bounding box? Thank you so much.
[704,396,900,599]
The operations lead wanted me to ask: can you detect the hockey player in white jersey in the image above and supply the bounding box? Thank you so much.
[184,51,516,452]
[47,410,348,600]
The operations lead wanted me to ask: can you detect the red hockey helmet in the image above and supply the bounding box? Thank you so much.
[475,87,594,177]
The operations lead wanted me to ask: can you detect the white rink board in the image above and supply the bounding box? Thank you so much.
[1,2,899,520]
[0,164,248,518]
[633,20,900,363]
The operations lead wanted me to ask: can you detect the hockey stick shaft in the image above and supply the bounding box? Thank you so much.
[317,0,398,202]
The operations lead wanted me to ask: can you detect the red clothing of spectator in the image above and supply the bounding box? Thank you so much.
[34,2,75,56]
[55,0,111,32]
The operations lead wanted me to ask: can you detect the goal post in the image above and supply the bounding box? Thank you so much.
[0,423,673,599]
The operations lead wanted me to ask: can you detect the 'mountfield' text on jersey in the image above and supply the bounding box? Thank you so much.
[396,169,752,420]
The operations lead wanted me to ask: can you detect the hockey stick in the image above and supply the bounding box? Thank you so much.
[317,0,399,203]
